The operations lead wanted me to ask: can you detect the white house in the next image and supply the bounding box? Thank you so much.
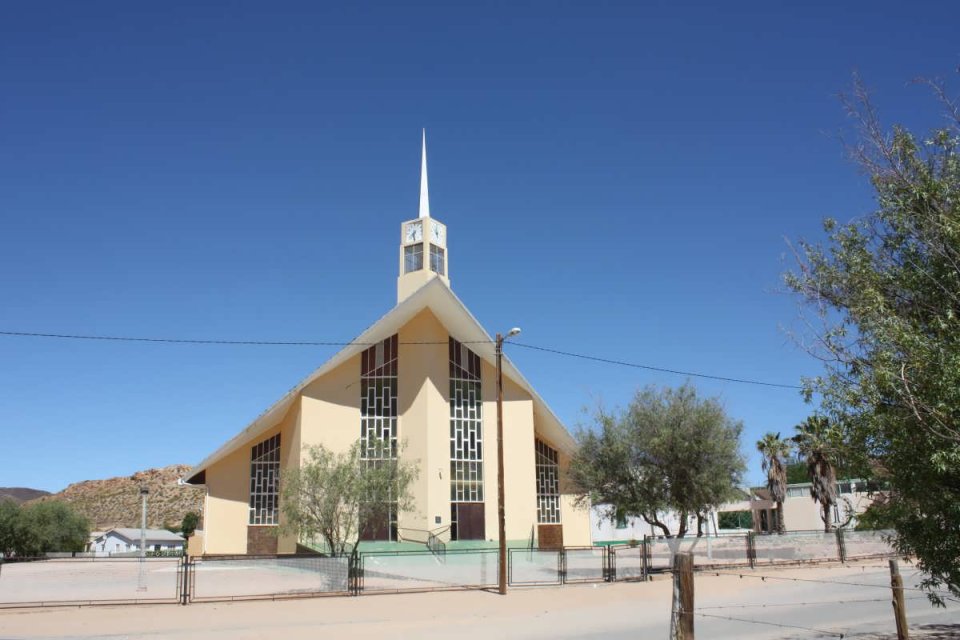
[589,480,882,543]
[89,528,185,556]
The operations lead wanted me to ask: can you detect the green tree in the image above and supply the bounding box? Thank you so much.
[785,74,960,600]
[855,498,897,531]
[0,498,20,557]
[718,510,753,530]
[792,416,842,532]
[785,460,808,484]
[279,440,418,555]
[756,432,792,533]
[571,383,746,537]
[13,501,90,556]
[180,512,200,538]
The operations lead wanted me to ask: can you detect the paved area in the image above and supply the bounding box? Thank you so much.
[0,562,956,639]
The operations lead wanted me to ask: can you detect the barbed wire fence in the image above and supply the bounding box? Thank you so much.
[668,553,956,640]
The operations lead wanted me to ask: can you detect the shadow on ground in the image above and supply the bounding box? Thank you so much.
[867,624,960,639]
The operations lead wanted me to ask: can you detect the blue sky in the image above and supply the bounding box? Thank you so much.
[1,1,957,492]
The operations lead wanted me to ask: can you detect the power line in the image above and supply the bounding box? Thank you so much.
[0,331,486,347]
[0,330,357,346]
[511,342,803,389]
[0,329,802,389]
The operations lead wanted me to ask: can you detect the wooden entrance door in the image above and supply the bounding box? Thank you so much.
[453,503,485,540]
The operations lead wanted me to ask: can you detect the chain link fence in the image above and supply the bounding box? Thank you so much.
[0,529,897,608]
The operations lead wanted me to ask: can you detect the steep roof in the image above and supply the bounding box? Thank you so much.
[184,277,575,484]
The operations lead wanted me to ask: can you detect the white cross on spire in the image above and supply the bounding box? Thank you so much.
[419,129,430,219]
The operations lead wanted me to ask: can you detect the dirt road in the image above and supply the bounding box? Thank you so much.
[0,563,956,639]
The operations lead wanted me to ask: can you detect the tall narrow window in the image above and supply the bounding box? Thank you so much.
[449,337,485,540]
[429,244,445,276]
[249,433,280,525]
[535,439,561,524]
[404,244,423,273]
[360,334,399,540]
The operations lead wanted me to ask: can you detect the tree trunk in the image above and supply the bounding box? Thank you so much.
[696,513,705,537]
[776,501,784,534]
[677,512,688,538]
[822,503,833,533]
[642,513,672,537]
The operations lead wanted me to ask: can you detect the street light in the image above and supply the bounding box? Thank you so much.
[137,485,149,592]
[496,327,521,595]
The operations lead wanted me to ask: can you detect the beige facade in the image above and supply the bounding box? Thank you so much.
[779,482,878,531]
[712,482,881,534]
[184,160,590,554]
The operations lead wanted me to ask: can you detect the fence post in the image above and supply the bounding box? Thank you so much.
[353,550,363,596]
[179,554,191,605]
[746,532,756,569]
[605,546,613,582]
[670,552,695,640]
[836,528,846,563]
[642,536,649,582]
[889,559,910,640]
[559,547,567,584]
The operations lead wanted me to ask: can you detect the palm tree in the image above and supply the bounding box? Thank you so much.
[756,432,791,534]
[792,416,839,533]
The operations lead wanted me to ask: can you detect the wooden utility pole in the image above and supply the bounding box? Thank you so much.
[670,552,695,640]
[889,559,909,640]
[495,332,507,596]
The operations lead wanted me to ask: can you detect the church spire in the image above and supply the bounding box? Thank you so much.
[418,129,430,219]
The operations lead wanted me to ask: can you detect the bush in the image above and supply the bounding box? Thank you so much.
[0,500,90,557]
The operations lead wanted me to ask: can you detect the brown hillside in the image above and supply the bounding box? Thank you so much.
[30,465,204,531]
[0,487,51,503]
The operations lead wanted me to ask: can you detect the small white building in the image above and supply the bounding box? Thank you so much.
[89,528,185,556]
[589,480,882,543]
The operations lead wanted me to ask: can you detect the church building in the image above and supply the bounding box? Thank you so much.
[184,134,591,555]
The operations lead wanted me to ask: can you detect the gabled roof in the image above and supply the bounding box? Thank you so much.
[100,528,184,543]
[184,277,575,484]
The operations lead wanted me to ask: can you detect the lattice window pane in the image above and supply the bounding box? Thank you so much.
[404,245,423,273]
[429,244,445,275]
[450,338,483,504]
[535,439,561,524]
[360,335,399,540]
[249,433,281,525]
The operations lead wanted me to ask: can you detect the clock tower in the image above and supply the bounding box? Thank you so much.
[398,131,449,303]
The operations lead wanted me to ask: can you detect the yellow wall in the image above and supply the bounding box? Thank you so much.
[186,531,204,557]
[300,354,362,456]
[396,309,447,533]
[201,307,589,553]
[781,490,877,531]
[203,444,249,555]
[481,367,538,542]
[203,403,300,555]
[556,450,591,546]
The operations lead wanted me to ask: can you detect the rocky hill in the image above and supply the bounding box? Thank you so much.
[0,487,51,503]
[29,465,204,531]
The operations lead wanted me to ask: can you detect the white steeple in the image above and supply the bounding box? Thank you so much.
[398,131,447,303]
[418,129,430,219]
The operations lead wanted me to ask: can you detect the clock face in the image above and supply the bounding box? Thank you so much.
[405,221,423,243]
[431,221,445,246]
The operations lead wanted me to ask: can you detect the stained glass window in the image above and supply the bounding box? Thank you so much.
[360,334,399,540]
[249,434,280,525]
[535,439,561,524]
[450,337,483,503]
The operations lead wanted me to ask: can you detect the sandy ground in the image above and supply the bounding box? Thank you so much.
[0,562,956,639]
